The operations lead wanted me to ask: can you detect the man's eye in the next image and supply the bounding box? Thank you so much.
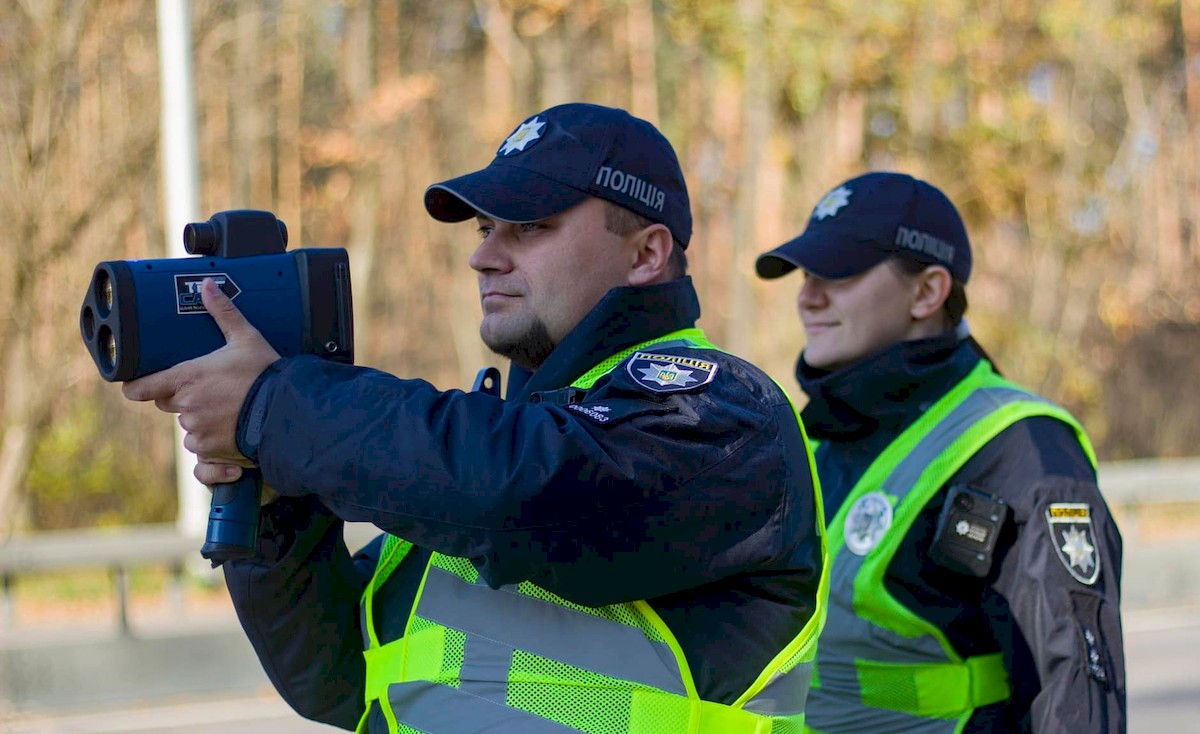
[518,222,543,233]
[476,226,493,238]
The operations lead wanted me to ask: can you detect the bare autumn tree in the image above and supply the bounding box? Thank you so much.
[666,0,1197,457]
[6,0,1197,533]
[0,1,161,534]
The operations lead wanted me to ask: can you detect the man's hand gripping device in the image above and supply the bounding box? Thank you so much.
[79,210,355,565]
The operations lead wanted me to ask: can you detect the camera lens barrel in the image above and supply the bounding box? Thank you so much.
[183,211,287,258]
[183,221,217,255]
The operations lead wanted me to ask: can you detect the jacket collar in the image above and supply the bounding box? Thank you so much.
[507,276,702,400]
[796,331,980,442]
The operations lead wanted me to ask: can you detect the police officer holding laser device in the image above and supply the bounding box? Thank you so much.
[755,171,1125,733]
[121,103,828,733]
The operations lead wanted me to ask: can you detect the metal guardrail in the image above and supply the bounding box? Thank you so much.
[0,524,199,636]
[0,459,1196,635]
[1096,457,1200,505]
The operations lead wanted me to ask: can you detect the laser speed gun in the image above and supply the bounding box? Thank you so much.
[79,209,354,565]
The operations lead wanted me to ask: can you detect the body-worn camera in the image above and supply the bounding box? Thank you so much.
[80,209,355,565]
[930,485,1011,577]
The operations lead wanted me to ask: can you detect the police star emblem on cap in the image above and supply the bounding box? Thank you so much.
[498,117,546,156]
[813,185,852,220]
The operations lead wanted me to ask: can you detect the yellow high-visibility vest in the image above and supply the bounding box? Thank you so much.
[804,360,1094,734]
[357,328,829,734]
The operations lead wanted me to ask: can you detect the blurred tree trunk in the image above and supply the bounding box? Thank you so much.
[0,328,41,533]
[276,0,305,239]
[474,0,525,139]
[728,0,766,357]
[1182,0,1200,125]
[232,2,273,206]
[535,11,574,105]
[0,1,159,534]
[625,0,659,120]
[342,0,383,363]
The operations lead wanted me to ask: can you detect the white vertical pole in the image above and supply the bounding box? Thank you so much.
[156,0,208,540]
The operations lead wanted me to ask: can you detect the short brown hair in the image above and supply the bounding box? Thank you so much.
[604,201,688,279]
[888,256,968,326]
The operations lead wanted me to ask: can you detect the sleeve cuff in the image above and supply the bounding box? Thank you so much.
[236,358,286,465]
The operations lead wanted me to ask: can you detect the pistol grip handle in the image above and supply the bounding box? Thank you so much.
[200,470,262,567]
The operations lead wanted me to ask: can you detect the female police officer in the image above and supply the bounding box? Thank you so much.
[123,103,827,733]
[756,172,1124,733]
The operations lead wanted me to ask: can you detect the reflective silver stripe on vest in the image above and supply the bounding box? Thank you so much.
[359,603,371,651]
[417,565,688,696]
[389,679,584,734]
[743,660,814,716]
[457,634,518,705]
[806,386,1042,734]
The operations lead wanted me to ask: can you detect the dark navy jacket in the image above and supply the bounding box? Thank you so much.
[223,277,824,731]
[798,332,1125,734]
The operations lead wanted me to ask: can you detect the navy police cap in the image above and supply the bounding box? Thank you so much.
[424,103,692,248]
[756,172,972,283]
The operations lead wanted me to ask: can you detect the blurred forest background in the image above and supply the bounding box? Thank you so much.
[1,0,1198,535]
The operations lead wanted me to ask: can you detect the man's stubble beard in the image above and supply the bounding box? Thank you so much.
[482,317,557,372]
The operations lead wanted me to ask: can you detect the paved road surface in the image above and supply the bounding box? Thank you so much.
[1,695,340,734]
[4,605,1197,734]
[1124,605,1200,732]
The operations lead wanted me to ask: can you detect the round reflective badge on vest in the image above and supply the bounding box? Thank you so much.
[844,491,894,556]
[1046,502,1101,585]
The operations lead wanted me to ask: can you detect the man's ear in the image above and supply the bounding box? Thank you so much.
[627,223,675,286]
[910,265,952,320]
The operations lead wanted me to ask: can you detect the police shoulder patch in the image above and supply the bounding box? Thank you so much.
[625,351,718,394]
[1046,502,1101,585]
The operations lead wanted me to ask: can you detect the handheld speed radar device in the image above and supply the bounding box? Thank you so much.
[80,209,355,565]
